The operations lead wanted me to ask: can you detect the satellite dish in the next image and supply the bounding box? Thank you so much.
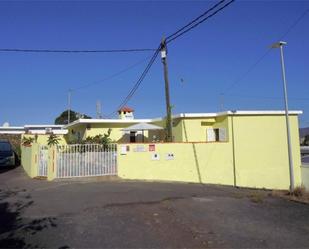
[2,122,9,127]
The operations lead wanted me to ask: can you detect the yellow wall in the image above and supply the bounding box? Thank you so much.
[117,114,302,190]
[230,115,302,190]
[67,122,166,143]
[22,134,66,145]
[21,143,38,178]
[118,142,234,185]
[85,123,129,143]
[181,117,229,142]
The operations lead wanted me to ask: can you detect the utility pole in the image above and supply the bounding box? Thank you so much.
[161,37,173,142]
[220,93,224,111]
[68,89,72,124]
[271,41,294,192]
[96,100,102,118]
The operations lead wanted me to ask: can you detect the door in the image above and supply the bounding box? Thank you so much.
[130,131,136,143]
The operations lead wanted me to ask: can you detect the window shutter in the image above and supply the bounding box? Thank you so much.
[219,128,227,142]
[207,128,216,142]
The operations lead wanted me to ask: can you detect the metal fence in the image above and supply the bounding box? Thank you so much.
[56,144,117,178]
[38,145,48,177]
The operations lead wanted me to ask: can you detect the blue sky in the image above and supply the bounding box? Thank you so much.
[0,0,308,127]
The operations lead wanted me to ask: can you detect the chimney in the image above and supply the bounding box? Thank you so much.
[118,106,134,120]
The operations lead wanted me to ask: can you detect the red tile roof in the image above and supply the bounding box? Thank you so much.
[118,106,134,112]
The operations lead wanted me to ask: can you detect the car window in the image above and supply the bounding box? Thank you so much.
[0,142,12,151]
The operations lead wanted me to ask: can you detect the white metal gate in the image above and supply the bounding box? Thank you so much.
[56,144,117,178]
[38,145,48,177]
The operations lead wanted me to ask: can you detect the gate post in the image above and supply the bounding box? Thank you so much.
[47,145,57,181]
[31,142,39,178]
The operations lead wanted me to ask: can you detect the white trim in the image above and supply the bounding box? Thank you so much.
[223,110,302,116]
[64,110,303,128]
[0,127,25,134]
[0,131,25,134]
[174,110,302,118]
[64,118,154,128]
[0,126,24,129]
[24,124,64,128]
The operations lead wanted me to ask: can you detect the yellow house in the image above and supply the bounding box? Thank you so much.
[21,107,305,190]
[64,107,301,145]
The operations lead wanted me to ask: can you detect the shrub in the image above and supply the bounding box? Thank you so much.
[289,186,306,197]
[21,137,34,147]
[47,134,60,147]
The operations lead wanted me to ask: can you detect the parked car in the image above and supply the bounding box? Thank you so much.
[0,139,16,167]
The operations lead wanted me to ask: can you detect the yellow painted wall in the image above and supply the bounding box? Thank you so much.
[66,124,87,142]
[67,122,165,143]
[21,143,38,178]
[181,117,229,142]
[118,142,234,185]
[85,123,129,143]
[231,115,302,190]
[22,134,66,145]
[117,114,302,190]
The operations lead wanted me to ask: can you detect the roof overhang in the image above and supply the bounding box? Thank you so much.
[173,110,303,118]
[24,124,64,128]
[64,110,303,128]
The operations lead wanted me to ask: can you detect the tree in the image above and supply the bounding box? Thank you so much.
[54,110,92,125]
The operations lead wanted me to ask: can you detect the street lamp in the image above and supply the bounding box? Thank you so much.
[271,41,294,192]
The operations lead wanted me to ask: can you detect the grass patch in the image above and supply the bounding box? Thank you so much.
[272,186,309,204]
[247,193,264,203]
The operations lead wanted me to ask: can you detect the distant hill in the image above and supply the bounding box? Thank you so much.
[299,127,309,138]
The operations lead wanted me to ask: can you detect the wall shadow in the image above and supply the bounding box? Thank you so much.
[183,120,202,183]
[192,143,202,184]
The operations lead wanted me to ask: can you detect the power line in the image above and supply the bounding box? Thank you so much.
[166,0,226,41]
[166,0,235,44]
[221,8,309,95]
[107,0,234,117]
[71,56,151,91]
[0,48,156,53]
[222,49,272,94]
[107,46,161,117]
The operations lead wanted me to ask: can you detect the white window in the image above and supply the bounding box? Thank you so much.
[207,128,216,142]
[219,128,227,142]
[207,128,227,142]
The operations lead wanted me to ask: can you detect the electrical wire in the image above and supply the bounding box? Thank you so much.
[71,56,152,91]
[105,0,235,117]
[106,45,161,117]
[166,0,226,41]
[221,8,309,95]
[166,0,235,44]
[0,48,156,53]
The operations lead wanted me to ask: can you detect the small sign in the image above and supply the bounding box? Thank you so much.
[149,144,155,152]
[120,145,128,155]
[133,145,146,152]
[166,153,175,160]
[151,153,160,161]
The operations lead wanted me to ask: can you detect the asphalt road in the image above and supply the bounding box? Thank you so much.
[1,166,309,248]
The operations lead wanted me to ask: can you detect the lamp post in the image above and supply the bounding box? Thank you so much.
[271,41,294,192]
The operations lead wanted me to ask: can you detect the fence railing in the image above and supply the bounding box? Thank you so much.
[56,144,117,178]
[38,145,48,177]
